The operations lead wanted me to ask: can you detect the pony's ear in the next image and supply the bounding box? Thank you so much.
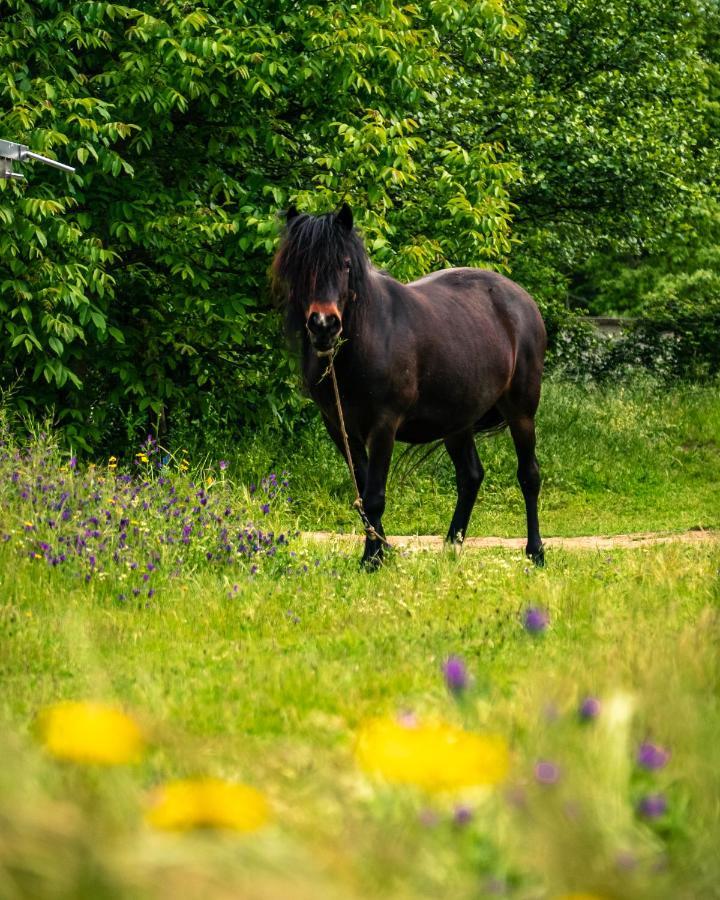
[336,202,353,232]
[286,204,299,222]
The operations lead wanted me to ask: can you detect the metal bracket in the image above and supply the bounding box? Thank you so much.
[1,138,76,180]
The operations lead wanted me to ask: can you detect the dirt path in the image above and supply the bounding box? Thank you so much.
[301,528,718,551]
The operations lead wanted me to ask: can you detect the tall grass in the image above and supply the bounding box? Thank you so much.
[197,377,720,538]
[0,382,719,899]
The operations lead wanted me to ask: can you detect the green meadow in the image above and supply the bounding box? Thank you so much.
[1,380,719,900]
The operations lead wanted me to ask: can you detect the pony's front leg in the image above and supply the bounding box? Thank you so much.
[360,421,396,570]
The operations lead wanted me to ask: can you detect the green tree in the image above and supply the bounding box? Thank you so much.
[1,0,521,450]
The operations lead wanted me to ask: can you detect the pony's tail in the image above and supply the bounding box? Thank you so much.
[473,405,507,437]
[390,407,507,487]
[390,440,445,488]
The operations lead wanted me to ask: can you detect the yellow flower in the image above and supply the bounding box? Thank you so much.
[356,717,509,792]
[108,456,118,470]
[146,778,270,832]
[38,701,144,765]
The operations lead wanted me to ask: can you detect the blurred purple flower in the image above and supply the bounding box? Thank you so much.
[218,460,228,471]
[579,696,602,721]
[443,655,468,694]
[523,606,549,633]
[453,804,473,827]
[534,760,561,784]
[637,793,667,819]
[637,741,670,770]
[69,456,77,470]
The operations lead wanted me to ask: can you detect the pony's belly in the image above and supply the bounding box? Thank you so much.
[396,420,459,444]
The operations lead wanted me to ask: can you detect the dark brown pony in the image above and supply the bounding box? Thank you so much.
[273,203,546,568]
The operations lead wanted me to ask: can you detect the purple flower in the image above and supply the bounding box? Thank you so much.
[69,456,77,470]
[523,606,549,633]
[579,696,602,721]
[637,793,667,819]
[637,741,670,770]
[443,655,468,694]
[453,804,474,826]
[219,460,228,471]
[534,760,561,785]
[261,503,270,515]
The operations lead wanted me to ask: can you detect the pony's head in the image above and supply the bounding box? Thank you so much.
[272,203,370,354]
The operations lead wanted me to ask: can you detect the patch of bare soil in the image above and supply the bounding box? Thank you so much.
[302,528,718,551]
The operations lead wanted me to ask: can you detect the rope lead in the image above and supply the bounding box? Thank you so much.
[318,350,391,547]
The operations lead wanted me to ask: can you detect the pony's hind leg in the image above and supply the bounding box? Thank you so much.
[444,430,484,545]
[507,414,544,565]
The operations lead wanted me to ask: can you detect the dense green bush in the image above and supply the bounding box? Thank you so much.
[548,268,720,381]
[1,0,522,450]
[0,0,717,451]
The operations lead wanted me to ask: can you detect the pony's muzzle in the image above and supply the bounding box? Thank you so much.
[306,302,342,349]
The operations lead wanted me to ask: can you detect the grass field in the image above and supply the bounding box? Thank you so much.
[1,380,719,900]
[225,378,720,539]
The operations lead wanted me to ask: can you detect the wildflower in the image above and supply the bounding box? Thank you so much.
[578,697,601,722]
[108,456,118,470]
[636,793,667,819]
[38,701,143,765]
[356,717,509,791]
[534,760,561,784]
[69,456,77,470]
[219,460,228,471]
[442,655,468,695]
[146,778,270,832]
[637,741,670,770]
[523,606,549,633]
[453,803,474,826]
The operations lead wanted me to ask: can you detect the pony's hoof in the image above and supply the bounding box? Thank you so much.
[527,545,545,567]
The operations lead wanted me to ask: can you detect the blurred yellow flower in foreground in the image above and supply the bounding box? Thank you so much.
[146,778,270,832]
[39,701,144,765]
[356,717,509,791]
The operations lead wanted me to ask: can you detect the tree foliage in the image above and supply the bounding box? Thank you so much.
[0,0,717,450]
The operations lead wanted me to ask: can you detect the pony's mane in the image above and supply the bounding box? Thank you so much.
[272,211,373,337]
